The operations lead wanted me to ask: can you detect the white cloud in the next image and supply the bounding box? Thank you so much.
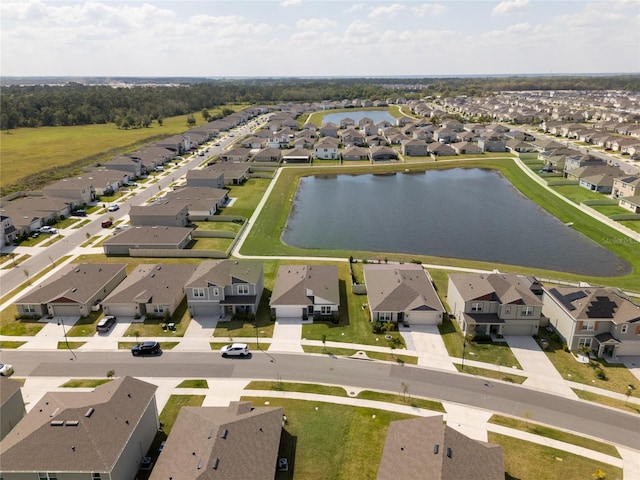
[280,0,302,6]
[344,3,365,14]
[296,18,337,30]
[369,3,405,19]
[344,20,378,44]
[411,3,446,17]
[492,0,529,16]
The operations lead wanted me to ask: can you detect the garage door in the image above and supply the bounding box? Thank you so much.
[51,304,81,317]
[407,312,441,325]
[103,304,137,317]
[275,306,303,318]
[192,304,223,317]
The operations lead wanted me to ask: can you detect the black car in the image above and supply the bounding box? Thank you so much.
[131,341,160,356]
[96,315,116,333]
[71,209,87,217]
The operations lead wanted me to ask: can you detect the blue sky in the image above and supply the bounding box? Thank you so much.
[1,0,638,77]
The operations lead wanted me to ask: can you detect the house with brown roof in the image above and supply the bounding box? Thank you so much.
[363,264,444,326]
[150,401,283,480]
[101,263,196,318]
[129,199,190,227]
[253,147,282,163]
[319,122,339,138]
[0,376,159,480]
[341,145,369,161]
[314,137,339,160]
[104,155,143,178]
[0,377,25,441]
[0,196,71,236]
[428,142,457,157]
[339,128,365,146]
[42,177,95,205]
[84,168,129,195]
[450,141,483,155]
[14,263,127,319]
[401,139,429,157]
[369,145,398,162]
[282,148,312,164]
[203,163,251,186]
[219,147,251,163]
[270,265,339,320]
[186,168,225,189]
[447,273,544,336]
[377,416,503,480]
[103,226,193,255]
[185,260,264,318]
[543,286,640,357]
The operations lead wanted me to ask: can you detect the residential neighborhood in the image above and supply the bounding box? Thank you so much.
[1,86,640,480]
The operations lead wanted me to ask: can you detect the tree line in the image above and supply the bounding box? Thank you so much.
[1,75,637,131]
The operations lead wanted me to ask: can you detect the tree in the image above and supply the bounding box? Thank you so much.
[202,108,211,121]
[186,114,196,127]
[106,369,116,379]
[157,116,164,126]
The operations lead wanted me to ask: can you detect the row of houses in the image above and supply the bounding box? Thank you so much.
[13,260,640,357]
[0,375,504,480]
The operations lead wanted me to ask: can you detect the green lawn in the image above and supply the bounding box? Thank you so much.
[549,184,606,204]
[159,394,206,435]
[489,414,620,457]
[176,379,209,389]
[591,205,629,216]
[573,389,640,415]
[221,178,271,218]
[239,397,416,480]
[190,237,234,251]
[454,365,527,384]
[61,379,112,388]
[194,221,243,233]
[302,345,417,364]
[491,433,622,480]
[619,220,640,233]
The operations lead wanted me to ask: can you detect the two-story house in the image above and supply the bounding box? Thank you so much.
[542,286,640,357]
[184,260,264,318]
[447,273,544,336]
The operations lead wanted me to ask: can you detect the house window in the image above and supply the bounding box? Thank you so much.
[471,303,482,312]
[237,285,250,295]
[92,474,102,480]
[193,288,205,298]
[38,475,57,480]
[320,306,332,315]
[212,287,220,296]
[521,306,534,316]
[504,306,511,314]
[582,320,595,331]
[378,312,392,321]
[621,324,628,334]
[153,305,165,314]
[578,338,592,348]
[24,304,36,313]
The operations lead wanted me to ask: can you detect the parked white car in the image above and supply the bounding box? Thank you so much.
[107,204,120,212]
[38,226,58,234]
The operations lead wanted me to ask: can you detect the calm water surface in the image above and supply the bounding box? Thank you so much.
[282,169,630,276]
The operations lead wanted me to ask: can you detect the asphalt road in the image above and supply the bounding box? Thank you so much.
[4,349,640,450]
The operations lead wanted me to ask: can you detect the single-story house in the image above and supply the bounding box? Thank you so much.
[14,263,127,319]
[0,377,158,480]
[149,402,283,480]
[102,226,193,255]
[203,163,251,186]
[450,141,483,155]
[428,142,457,157]
[542,286,640,357]
[369,145,398,162]
[0,196,72,236]
[270,264,340,319]
[252,147,282,163]
[185,260,264,318]
[448,273,544,336]
[363,264,445,326]
[101,263,196,319]
[377,416,504,480]
[282,148,312,163]
[220,147,251,163]
[103,155,143,178]
[162,186,228,216]
[341,145,369,161]
[186,168,225,189]
[129,200,190,227]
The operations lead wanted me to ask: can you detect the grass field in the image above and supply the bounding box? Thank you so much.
[0,106,249,195]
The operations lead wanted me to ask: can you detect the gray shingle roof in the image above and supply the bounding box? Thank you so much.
[270,265,339,306]
[185,260,263,289]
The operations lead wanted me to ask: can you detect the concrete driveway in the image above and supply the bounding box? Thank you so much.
[404,325,457,372]
[268,318,303,353]
[504,335,576,398]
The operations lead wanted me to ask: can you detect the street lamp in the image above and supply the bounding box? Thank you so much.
[461,338,467,370]
[57,319,77,360]
[253,323,260,351]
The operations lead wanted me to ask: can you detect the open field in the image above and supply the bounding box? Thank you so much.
[0,106,249,195]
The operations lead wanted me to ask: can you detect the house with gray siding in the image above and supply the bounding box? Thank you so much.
[186,168,225,189]
[543,286,640,357]
[101,263,196,319]
[447,273,544,336]
[0,377,158,480]
[14,263,127,319]
[42,177,95,205]
[185,260,264,318]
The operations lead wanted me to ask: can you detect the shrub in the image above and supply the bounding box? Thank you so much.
[594,367,608,381]
[372,321,383,333]
[562,344,569,352]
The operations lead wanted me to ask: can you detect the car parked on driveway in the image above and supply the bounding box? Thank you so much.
[131,341,161,356]
[96,315,116,333]
[221,343,250,357]
[38,226,58,234]
[71,209,87,217]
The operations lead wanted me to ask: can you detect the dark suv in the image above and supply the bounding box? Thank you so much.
[96,315,116,332]
[131,341,160,356]
[71,209,87,217]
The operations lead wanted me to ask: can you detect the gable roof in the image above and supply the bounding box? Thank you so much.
[377,416,503,480]
[547,287,640,324]
[270,265,339,306]
[0,377,157,473]
[449,273,542,306]
[364,264,443,313]
[149,402,283,480]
